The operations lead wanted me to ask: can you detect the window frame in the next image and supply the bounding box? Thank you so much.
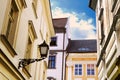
[4,0,19,47]
[86,64,95,76]
[74,64,83,76]
[32,0,38,18]
[0,0,22,56]
[22,20,37,77]
[50,36,57,46]
[100,15,105,45]
[48,55,56,69]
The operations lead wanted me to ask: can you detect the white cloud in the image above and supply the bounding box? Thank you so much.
[52,7,96,39]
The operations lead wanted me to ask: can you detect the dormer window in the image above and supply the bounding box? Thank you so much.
[78,48,90,51]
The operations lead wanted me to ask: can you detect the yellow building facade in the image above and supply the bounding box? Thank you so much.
[66,40,98,80]
[0,0,54,80]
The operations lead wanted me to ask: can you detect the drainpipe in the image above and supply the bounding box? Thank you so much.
[61,29,65,80]
[64,52,69,80]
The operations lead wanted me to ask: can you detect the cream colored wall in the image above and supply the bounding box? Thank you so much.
[0,0,8,33]
[95,0,120,79]
[0,0,54,80]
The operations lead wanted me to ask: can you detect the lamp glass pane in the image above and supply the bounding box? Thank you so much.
[41,47,47,54]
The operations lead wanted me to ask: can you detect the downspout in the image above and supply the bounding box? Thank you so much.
[61,29,65,80]
[64,39,70,80]
[64,52,69,80]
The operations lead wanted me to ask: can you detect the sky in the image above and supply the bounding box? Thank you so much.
[50,0,96,40]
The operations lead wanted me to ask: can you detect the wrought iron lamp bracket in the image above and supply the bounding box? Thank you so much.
[18,58,45,69]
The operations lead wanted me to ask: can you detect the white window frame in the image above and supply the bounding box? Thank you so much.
[86,64,96,76]
[74,64,83,76]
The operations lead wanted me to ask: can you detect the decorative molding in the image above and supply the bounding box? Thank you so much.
[0,49,25,79]
[96,14,119,67]
[0,35,17,56]
[32,3,38,18]
[66,61,73,67]
[20,0,27,8]
[116,56,120,66]
[16,0,27,10]
[111,0,118,12]
[28,20,37,42]
[98,8,104,20]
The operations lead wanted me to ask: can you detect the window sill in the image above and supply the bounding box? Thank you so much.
[48,68,56,69]
[19,0,27,8]
[0,34,17,56]
[50,45,57,47]
[87,75,95,76]
[74,75,82,77]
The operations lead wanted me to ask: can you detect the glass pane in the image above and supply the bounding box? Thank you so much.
[75,71,78,75]
[79,69,82,71]
[79,71,82,75]
[75,69,78,71]
[87,70,90,75]
[91,64,94,69]
[41,47,47,54]
[91,69,94,75]
[87,64,90,67]
[79,64,82,67]
[87,71,90,75]
[75,64,78,68]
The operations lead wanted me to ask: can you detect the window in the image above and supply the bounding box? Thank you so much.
[32,0,38,18]
[33,0,38,9]
[48,56,56,69]
[78,48,89,51]
[23,20,37,73]
[6,0,19,46]
[100,16,105,44]
[87,64,95,75]
[50,37,57,46]
[47,77,56,80]
[74,64,82,75]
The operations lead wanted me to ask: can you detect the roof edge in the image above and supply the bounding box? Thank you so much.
[89,0,97,11]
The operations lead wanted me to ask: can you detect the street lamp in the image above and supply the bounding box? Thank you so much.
[18,40,49,69]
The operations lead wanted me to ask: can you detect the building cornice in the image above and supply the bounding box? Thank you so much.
[96,14,119,67]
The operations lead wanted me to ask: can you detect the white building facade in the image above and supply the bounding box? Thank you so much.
[47,18,71,80]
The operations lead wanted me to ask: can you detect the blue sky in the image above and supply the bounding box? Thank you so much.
[50,0,96,40]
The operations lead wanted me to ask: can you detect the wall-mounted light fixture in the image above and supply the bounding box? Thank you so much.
[18,41,49,69]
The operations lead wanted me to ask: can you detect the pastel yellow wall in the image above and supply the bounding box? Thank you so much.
[66,53,98,80]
